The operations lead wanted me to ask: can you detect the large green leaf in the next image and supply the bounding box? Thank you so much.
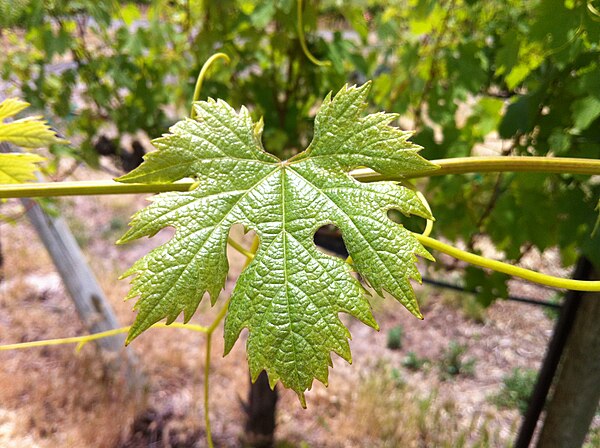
[117,83,437,403]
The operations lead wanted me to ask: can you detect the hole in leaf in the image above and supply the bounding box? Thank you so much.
[143,226,176,244]
[313,224,348,258]
[387,209,426,234]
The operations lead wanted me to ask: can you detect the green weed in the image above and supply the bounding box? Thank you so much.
[386,325,403,350]
[439,341,476,380]
[490,367,538,415]
[402,351,430,371]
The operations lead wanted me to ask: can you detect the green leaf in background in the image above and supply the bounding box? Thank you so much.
[0,0,29,27]
[0,97,68,184]
[572,96,600,131]
[0,153,45,184]
[498,93,540,139]
[0,98,68,148]
[117,83,436,403]
[464,266,509,307]
[120,3,141,27]
[341,7,368,41]
[494,31,520,78]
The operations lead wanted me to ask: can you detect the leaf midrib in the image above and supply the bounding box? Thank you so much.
[280,163,302,388]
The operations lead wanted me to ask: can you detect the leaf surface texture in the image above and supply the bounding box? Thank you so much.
[118,83,436,402]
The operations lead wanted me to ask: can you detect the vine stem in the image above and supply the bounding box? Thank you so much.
[190,53,230,119]
[2,157,598,198]
[589,0,600,21]
[297,0,331,67]
[202,298,231,448]
[204,331,214,447]
[0,322,208,351]
[416,190,434,238]
[202,236,258,448]
[416,234,600,292]
[0,180,193,197]
[352,156,600,181]
[227,236,255,259]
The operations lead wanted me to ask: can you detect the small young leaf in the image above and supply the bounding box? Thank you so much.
[0,98,68,148]
[118,82,437,403]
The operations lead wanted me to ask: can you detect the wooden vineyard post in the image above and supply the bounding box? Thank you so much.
[242,371,278,448]
[536,261,600,447]
[22,197,146,390]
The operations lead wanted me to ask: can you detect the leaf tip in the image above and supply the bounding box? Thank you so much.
[209,292,220,307]
[423,250,436,263]
[114,172,130,183]
[118,268,133,281]
[124,331,137,346]
[254,116,264,137]
[358,79,372,91]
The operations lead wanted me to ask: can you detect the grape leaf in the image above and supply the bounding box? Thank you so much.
[572,96,600,131]
[0,153,45,184]
[0,98,68,148]
[0,97,68,184]
[117,82,437,404]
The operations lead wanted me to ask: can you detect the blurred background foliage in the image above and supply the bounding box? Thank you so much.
[1,0,599,304]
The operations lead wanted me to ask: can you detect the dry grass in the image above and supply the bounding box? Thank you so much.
[339,362,512,448]
[0,350,137,448]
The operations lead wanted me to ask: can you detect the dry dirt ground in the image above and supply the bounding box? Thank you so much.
[0,166,568,447]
